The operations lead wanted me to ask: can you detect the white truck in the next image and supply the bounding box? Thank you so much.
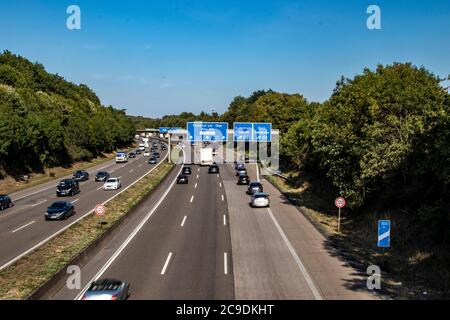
[200,148,213,166]
[115,151,128,163]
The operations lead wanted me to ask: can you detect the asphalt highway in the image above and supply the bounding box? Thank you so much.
[0,141,168,270]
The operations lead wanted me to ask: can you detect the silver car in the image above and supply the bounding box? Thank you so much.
[103,178,121,191]
[250,192,270,208]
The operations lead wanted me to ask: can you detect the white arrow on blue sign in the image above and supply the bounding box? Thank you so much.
[377,220,391,248]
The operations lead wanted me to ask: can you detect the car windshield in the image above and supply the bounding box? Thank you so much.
[96,172,107,176]
[254,194,268,198]
[0,195,7,200]
[50,202,66,208]
[88,281,121,292]
[250,183,261,187]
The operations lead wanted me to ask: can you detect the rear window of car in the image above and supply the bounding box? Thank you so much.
[106,179,117,183]
[250,183,261,187]
[51,202,66,208]
[89,282,121,291]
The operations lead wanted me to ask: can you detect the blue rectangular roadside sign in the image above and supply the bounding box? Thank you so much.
[187,122,228,142]
[377,220,391,248]
[253,123,272,142]
[233,122,253,142]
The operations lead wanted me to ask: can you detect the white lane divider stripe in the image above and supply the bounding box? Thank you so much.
[71,199,79,204]
[223,215,227,226]
[129,169,134,173]
[97,186,103,190]
[219,182,222,188]
[161,252,173,275]
[180,216,187,227]
[190,195,194,203]
[221,195,224,201]
[267,208,323,300]
[31,199,47,207]
[12,220,36,234]
[196,174,199,179]
[194,183,198,189]
[197,168,200,172]
[224,252,228,275]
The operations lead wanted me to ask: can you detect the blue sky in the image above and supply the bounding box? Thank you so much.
[1,0,449,117]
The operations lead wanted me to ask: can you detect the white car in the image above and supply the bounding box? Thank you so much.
[103,178,121,191]
[144,151,151,157]
[250,192,270,208]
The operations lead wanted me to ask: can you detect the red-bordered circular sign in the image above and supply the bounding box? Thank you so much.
[335,197,346,209]
[94,204,106,216]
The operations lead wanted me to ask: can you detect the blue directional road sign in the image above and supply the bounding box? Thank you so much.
[253,123,272,142]
[377,220,391,248]
[233,122,253,142]
[187,122,228,142]
[159,127,181,133]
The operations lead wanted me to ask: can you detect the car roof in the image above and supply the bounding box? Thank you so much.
[88,279,124,291]
[250,182,262,185]
[51,201,70,205]
[253,192,268,197]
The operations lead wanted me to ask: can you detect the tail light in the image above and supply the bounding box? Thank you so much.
[111,295,118,300]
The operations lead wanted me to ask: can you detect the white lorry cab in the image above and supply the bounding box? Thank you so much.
[115,151,128,163]
[200,148,213,166]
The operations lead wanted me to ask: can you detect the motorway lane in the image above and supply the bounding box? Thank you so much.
[51,161,233,299]
[0,143,168,269]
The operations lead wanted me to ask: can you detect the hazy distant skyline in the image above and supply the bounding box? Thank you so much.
[1,0,449,117]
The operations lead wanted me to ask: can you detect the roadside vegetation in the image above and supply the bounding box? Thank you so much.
[0,161,173,300]
[135,63,450,297]
[0,51,135,180]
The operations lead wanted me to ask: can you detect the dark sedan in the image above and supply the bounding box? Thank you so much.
[177,174,189,184]
[45,201,75,221]
[247,182,263,194]
[0,195,13,211]
[183,167,192,175]
[128,152,136,158]
[237,174,250,185]
[73,170,89,181]
[208,164,219,174]
[153,152,160,159]
[56,179,80,196]
[82,279,130,300]
[148,158,157,164]
[95,171,110,182]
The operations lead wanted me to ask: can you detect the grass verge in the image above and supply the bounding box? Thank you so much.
[0,161,173,300]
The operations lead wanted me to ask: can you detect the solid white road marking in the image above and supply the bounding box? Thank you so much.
[71,199,79,204]
[190,195,194,203]
[223,215,227,226]
[194,183,198,189]
[221,195,224,201]
[256,163,260,182]
[31,199,47,207]
[224,252,228,275]
[11,220,36,234]
[180,216,187,227]
[196,174,199,179]
[267,208,323,300]
[161,252,173,275]
[219,182,222,188]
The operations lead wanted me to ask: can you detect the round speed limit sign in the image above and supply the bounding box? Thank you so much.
[94,204,106,216]
[335,197,346,209]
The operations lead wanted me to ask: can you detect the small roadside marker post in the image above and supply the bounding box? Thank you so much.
[335,197,346,233]
[94,204,106,228]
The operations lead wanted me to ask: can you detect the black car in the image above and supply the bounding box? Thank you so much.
[135,149,141,155]
[45,201,75,220]
[95,171,110,182]
[82,279,130,300]
[208,164,219,174]
[0,195,13,211]
[161,145,167,151]
[148,158,157,164]
[177,174,189,184]
[237,174,250,185]
[247,182,263,194]
[236,168,247,177]
[235,163,245,170]
[153,152,160,158]
[56,179,80,197]
[73,170,89,181]
[128,152,136,158]
[183,167,192,175]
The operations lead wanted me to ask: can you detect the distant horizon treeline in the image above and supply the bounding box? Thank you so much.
[0,51,135,177]
[130,63,450,243]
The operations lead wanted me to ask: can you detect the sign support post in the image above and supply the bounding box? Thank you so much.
[335,197,346,233]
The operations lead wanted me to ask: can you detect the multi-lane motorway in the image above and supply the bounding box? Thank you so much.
[44,142,379,300]
[0,142,168,270]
